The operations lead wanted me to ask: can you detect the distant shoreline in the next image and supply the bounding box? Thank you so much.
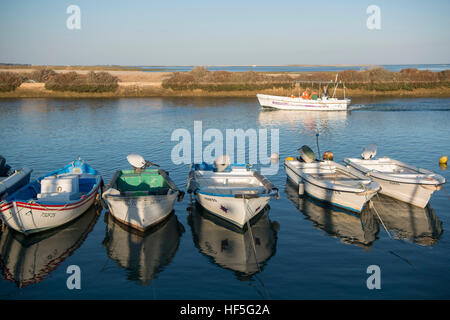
[1,67,449,99]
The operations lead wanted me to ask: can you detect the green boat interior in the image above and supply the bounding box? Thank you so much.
[116,169,170,196]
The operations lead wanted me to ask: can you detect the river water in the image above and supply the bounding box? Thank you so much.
[0,97,449,299]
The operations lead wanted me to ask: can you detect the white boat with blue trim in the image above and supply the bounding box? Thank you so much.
[284,146,380,213]
[186,159,279,228]
[0,159,102,234]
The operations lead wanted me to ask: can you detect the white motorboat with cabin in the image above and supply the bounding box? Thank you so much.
[186,156,279,228]
[344,144,446,208]
[284,145,380,213]
[257,77,351,111]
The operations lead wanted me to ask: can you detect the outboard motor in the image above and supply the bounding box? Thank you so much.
[214,155,231,172]
[0,155,11,177]
[361,143,377,160]
[298,145,316,163]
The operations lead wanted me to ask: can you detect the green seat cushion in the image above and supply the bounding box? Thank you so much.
[116,170,169,194]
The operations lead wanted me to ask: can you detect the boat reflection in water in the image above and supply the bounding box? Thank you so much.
[188,204,279,280]
[285,180,379,249]
[102,211,184,285]
[0,204,100,288]
[370,194,442,245]
[257,109,348,134]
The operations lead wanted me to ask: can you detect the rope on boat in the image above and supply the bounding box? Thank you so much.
[370,199,392,239]
[244,198,270,300]
[363,185,392,239]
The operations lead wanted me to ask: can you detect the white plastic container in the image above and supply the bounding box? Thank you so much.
[41,174,79,194]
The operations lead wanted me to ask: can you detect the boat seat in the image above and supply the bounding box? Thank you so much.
[36,191,85,202]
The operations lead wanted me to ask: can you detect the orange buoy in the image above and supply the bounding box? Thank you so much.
[323,151,334,160]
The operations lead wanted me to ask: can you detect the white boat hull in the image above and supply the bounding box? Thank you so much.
[367,176,436,208]
[195,192,270,228]
[285,162,378,213]
[0,185,100,234]
[103,193,178,231]
[257,94,350,111]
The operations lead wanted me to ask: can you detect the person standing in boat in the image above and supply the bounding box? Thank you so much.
[301,88,311,99]
[321,85,329,99]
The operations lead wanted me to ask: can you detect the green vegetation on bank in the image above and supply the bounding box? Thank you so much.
[1,66,450,97]
[162,66,450,92]
[0,68,118,93]
[0,72,24,92]
[45,71,118,92]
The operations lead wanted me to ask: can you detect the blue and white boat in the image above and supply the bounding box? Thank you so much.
[0,158,102,234]
[186,158,279,228]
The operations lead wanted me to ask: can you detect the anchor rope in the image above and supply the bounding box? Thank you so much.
[244,198,270,300]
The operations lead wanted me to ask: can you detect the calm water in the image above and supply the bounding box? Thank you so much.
[134,64,450,72]
[0,97,449,299]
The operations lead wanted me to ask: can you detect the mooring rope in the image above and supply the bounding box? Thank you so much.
[244,198,270,300]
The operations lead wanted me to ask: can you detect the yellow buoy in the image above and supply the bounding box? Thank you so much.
[439,156,447,165]
[285,157,294,162]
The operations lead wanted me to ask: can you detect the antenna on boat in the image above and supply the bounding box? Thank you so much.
[315,133,321,161]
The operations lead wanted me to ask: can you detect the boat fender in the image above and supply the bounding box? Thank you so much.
[298,181,304,195]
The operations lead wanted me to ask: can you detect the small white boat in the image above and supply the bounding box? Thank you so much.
[0,159,102,235]
[186,158,279,228]
[285,146,380,213]
[257,78,351,111]
[257,94,351,111]
[344,144,446,208]
[102,154,184,232]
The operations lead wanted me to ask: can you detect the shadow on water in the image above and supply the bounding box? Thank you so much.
[370,194,443,246]
[0,204,101,288]
[102,211,184,286]
[187,203,279,282]
[285,178,443,250]
[285,179,379,249]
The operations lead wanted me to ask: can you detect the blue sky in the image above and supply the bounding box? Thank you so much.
[0,0,449,65]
